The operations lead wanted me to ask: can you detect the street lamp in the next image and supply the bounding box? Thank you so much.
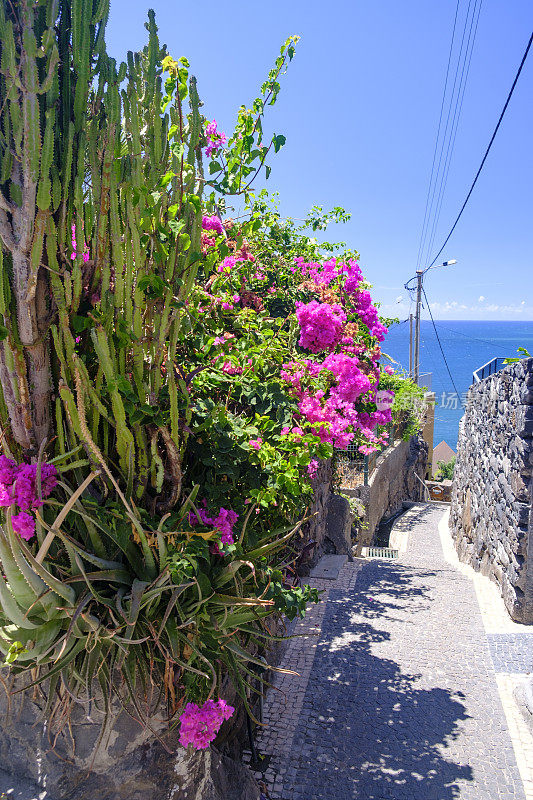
[404,260,458,385]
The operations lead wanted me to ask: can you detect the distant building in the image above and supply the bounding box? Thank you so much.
[432,440,456,477]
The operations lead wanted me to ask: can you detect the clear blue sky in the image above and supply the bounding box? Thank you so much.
[106,0,532,321]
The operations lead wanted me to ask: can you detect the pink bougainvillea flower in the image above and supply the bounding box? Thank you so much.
[217,255,241,273]
[0,485,13,507]
[358,444,378,455]
[13,463,58,511]
[11,511,35,541]
[212,507,239,545]
[384,365,394,375]
[295,300,346,354]
[71,223,90,263]
[0,455,16,485]
[188,503,239,556]
[204,120,227,158]
[221,361,243,375]
[353,290,388,341]
[249,438,263,450]
[307,459,319,479]
[179,698,234,749]
[0,459,58,513]
[202,215,224,235]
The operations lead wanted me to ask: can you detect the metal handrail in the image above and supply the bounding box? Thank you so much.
[340,420,407,486]
[413,471,430,501]
[472,357,506,384]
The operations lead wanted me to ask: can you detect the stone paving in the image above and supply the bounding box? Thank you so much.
[250,503,533,800]
[488,634,533,674]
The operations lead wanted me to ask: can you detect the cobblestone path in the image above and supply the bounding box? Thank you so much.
[252,503,533,800]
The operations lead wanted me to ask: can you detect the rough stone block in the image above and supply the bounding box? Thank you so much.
[324,494,352,557]
[0,675,259,800]
[450,359,533,623]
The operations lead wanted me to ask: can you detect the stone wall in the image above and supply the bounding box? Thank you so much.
[450,358,533,624]
[298,459,353,570]
[308,458,334,551]
[0,673,259,800]
[342,434,428,554]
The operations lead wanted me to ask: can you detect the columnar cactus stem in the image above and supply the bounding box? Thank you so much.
[0,0,105,453]
[0,0,205,503]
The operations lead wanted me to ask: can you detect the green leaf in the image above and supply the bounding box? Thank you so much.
[160,171,175,188]
[272,134,286,153]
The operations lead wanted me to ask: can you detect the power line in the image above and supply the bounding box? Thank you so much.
[415,0,461,270]
[428,30,533,269]
[421,0,478,267]
[422,286,465,405]
[424,0,483,264]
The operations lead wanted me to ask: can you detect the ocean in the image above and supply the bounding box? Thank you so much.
[383,320,533,449]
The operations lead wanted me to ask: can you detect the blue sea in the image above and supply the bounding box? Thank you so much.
[383,320,533,448]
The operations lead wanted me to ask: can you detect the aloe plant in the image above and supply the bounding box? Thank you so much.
[0,467,311,732]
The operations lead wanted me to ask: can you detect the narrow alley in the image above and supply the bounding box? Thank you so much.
[252,504,533,800]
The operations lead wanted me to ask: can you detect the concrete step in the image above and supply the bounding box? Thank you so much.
[310,554,348,580]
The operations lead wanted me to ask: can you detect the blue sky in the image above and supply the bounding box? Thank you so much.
[106,0,533,321]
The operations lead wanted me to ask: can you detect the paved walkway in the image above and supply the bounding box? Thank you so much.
[251,503,533,800]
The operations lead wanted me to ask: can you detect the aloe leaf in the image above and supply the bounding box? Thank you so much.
[214,559,255,588]
[243,524,302,561]
[0,527,37,608]
[9,527,75,606]
[0,571,39,629]
[49,526,125,571]
[2,525,62,615]
[11,638,87,693]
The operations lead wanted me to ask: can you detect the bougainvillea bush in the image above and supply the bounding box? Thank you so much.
[0,1,412,753]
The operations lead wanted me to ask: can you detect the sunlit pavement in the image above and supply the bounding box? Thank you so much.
[251,503,533,800]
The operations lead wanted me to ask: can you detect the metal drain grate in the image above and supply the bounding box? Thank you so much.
[362,547,399,559]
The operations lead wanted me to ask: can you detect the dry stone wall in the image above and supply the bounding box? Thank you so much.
[299,459,353,569]
[450,358,533,624]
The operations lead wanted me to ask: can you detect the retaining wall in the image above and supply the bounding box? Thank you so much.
[343,434,428,554]
[298,459,353,568]
[450,358,533,624]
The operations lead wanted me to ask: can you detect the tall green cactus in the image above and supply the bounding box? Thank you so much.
[0,0,284,513]
[0,0,107,453]
[0,1,203,512]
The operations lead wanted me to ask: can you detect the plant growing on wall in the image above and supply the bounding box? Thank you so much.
[0,0,396,754]
[377,367,427,441]
[436,456,455,480]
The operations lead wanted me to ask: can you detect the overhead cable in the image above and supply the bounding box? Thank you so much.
[427,30,533,268]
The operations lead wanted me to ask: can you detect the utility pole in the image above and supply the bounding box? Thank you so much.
[404,260,456,386]
[414,270,423,385]
[409,313,414,378]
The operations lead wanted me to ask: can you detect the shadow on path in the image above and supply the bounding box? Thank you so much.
[291,577,473,799]
[271,506,525,800]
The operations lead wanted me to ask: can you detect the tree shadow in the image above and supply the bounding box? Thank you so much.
[285,562,484,800]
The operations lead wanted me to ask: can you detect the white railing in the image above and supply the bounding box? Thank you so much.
[472,357,506,384]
